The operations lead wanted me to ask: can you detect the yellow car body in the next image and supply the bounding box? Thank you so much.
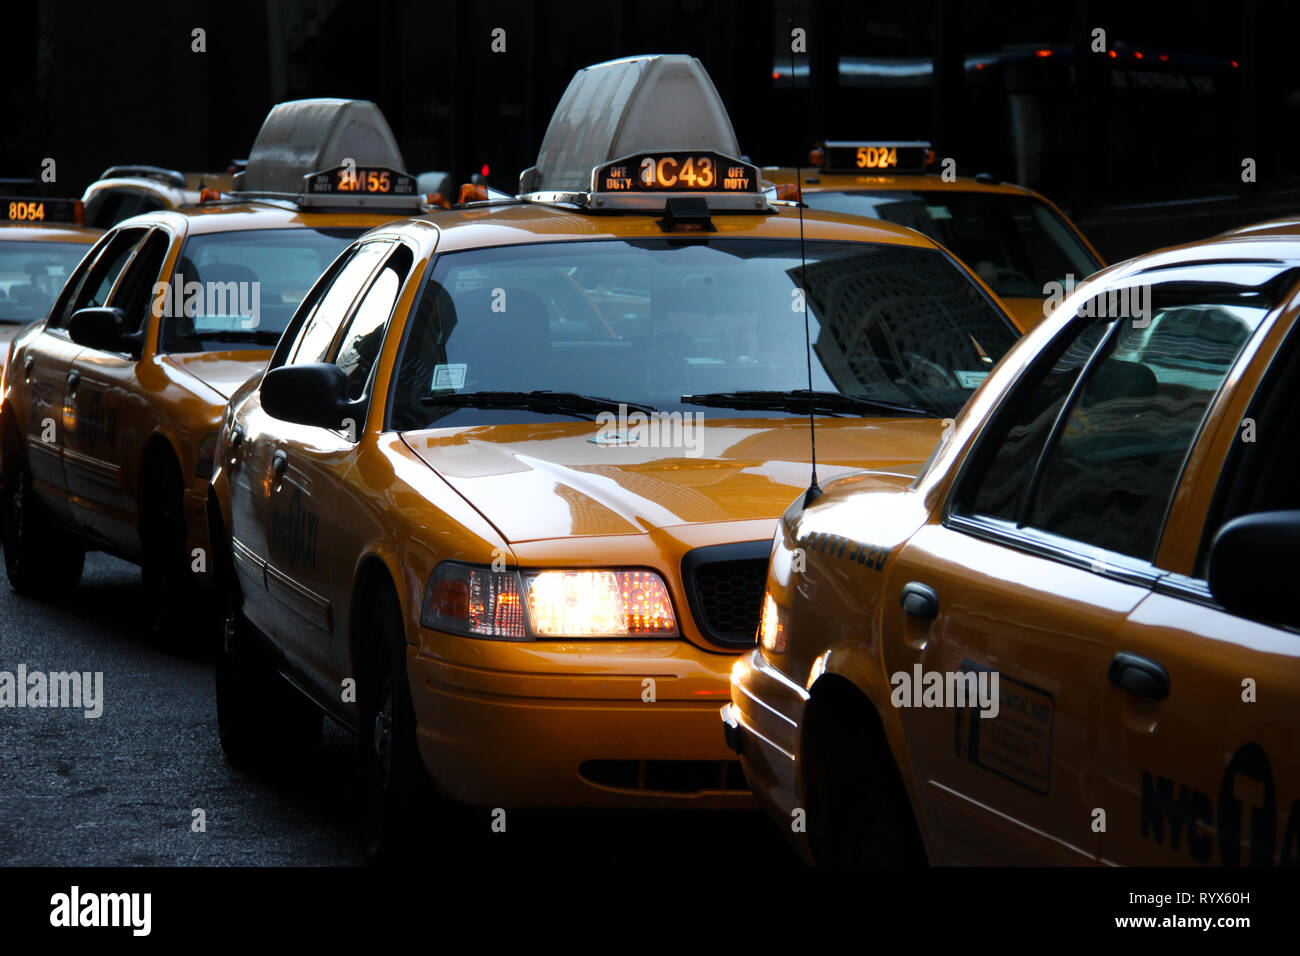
[764,153,1103,331]
[1,98,422,605]
[727,222,1300,866]
[207,56,1025,843]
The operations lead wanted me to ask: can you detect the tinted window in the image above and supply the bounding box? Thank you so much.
[968,321,1108,521]
[959,267,1282,561]
[288,240,390,365]
[111,230,170,337]
[81,229,148,313]
[1030,299,1266,558]
[333,246,412,401]
[160,227,361,353]
[803,190,1100,298]
[390,238,1017,430]
[0,240,95,324]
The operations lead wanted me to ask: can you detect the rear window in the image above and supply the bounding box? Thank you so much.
[803,190,1100,298]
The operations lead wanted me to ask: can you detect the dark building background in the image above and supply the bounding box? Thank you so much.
[3,0,1297,259]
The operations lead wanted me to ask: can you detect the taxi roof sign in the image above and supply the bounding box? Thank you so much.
[234,98,420,210]
[525,55,742,195]
[2,195,85,225]
[818,141,935,173]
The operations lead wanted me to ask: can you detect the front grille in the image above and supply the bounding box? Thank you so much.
[681,541,770,647]
[580,759,749,795]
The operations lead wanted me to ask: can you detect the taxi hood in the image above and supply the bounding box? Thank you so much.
[401,417,942,542]
[162,350,270,399]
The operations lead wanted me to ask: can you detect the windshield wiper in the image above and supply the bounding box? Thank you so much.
[681,389,931,417]
[419,390,659,420]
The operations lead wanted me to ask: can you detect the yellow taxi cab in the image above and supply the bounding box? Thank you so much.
[81,164,238,229]
[0,189,102,358]
[764,142,1103,330]
[205,54,1025,860]
[0,98,418,613]
[725,220,1300,865]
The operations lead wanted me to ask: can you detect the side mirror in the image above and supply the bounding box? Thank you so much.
[68,307,128,352]
[1207,510,1300,629]
[260,363,352,430]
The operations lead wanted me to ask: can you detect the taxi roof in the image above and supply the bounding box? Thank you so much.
[762,166,1042,199]
[1215,216,1300,240]
[107,201,403,237]
[387,200,941,253]
[1063,225,1300,296]
[0,223,102,243]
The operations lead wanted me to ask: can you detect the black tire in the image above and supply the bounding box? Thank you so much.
[357,582,434,865]
[1,440,84,597]
[807,705,928,867]
[140,452,198,633]
[215,608,322,771]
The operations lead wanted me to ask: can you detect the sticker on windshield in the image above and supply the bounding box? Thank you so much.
[432,364,467,390]
[925,205,953,220]
[955,370,989,388]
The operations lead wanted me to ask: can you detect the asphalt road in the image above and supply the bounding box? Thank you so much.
[0,552,799,867]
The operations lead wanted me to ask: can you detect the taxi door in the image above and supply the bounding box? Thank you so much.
[882,310,1141,866]
[246,239,394,699]
[65,227,171,549]
[19,229,144,526]
[1093,286,1300,866]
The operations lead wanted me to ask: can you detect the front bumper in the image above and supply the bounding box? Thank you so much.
[724,648,810,856]
[408,634,754,808]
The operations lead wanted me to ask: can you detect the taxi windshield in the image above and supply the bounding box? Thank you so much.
[801,190,1100,298]
[0,240,94,324]
[390,238,1019,430]
[161,227,362,353]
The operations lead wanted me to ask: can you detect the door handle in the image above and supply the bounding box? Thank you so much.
[272,449,288,481]
[230,425,244,448]
[1108,652,1170,700]
[900,581,939,620]
[23,355,35,378]
[66,370,80,393]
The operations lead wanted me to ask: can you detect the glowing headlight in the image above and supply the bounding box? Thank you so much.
[525,569,677,637]
[759,591,787,654]
[421,564,678,639]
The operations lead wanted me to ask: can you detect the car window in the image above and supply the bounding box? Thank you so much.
[108,229,170,338]
[802,190,1100,298]
[73,228,149,319]
[0,240,95,325]
[1195,284,1300,574]
[332,245,412,402]
[161,227,362,354]
[389,238,1018,431]
[288,240,391,366]
[958,266,1284,562]
[966,320,1110,521]
[84,190,167,230]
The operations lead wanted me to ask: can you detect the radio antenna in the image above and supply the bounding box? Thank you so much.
[789,22,821,509]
